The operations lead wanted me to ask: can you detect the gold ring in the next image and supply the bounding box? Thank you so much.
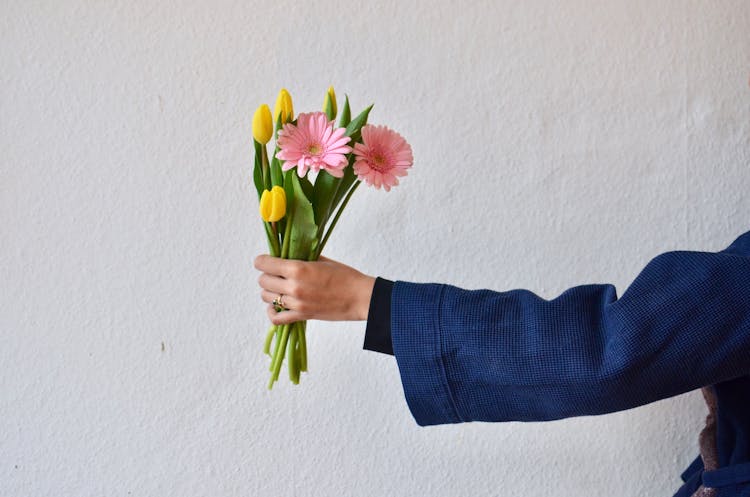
[273,294,286,312]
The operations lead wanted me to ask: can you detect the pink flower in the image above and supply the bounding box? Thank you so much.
[352,125,413,191]
[276,112,352,178]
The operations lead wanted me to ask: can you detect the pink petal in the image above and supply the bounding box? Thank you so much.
[321,123,333,144]
[325,166,344,178]
[328,136,352,150]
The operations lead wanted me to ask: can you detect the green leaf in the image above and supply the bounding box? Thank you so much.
[331,163,357,208]
[339,96,351,128]
[283,170,319,261]
[270,154,284,187]
[345,104,373,139]
[252,140,264,200]
[311,170,339,227]
[299,174,314,202]
[275,112,283,133]
[269,115,285,188]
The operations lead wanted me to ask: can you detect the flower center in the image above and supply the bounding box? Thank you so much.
[370,154,387,171]
[307,143,322,155]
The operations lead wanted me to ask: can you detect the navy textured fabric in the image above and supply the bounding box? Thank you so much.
[363,277,394,355]
[385,230,750,496]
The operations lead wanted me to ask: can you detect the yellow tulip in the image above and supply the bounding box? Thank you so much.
[252,104,273,144]
[323,86,337,116]
[259,186,287,222]
[273,88,294,124]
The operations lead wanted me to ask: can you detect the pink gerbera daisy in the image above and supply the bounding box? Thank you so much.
[275,112,352,178]
[352,125,413,191]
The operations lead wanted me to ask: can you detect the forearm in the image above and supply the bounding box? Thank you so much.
[391,231,750,426]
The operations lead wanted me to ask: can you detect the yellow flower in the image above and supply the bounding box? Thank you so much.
[323,86,337,116]
[273,88,294,124]
[259,186,286,222]
[252,104,273,144]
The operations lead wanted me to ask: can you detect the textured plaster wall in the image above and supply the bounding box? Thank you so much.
[2,1,749,496]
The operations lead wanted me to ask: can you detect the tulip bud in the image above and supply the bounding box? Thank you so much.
[259,186,287,222]
[273,88,294,125]
[252,104,273,144]
[323,86,337,118]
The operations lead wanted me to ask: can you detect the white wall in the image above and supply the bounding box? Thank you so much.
[2,1,748,496]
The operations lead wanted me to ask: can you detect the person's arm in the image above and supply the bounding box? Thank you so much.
[253,231,750,425]
[392,231,750,426]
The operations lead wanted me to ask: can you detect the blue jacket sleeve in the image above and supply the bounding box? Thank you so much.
[391,231,750,426]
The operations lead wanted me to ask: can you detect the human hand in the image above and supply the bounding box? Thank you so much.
[254,254,376,325]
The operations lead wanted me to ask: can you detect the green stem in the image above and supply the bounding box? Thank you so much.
[263,325,276,356]
[275,222,283,256]
[288,323,298,384]
[299,321,307,372]
[269,325,282,372]
[261,146,270,190]
[268,324,290,388]
[316,181,360,257]
[280,206,294,259]
[315,177,343,246]
[263,221,281,257]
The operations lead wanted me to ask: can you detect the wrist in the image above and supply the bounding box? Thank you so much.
[355,274,376,321]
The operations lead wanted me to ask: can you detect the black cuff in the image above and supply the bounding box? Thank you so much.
[363,276,394,356]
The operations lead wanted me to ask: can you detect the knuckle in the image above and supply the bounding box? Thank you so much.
[295,262,309,278]
[286,262,302,278]
[286,283,300,297]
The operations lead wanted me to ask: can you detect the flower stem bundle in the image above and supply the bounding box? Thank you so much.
[252,87,413,389]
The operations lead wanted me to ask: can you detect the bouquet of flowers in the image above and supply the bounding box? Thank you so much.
[252,87,413,389]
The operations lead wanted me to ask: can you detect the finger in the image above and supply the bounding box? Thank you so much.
[254,254,300,278]
[260,289,300,310]
[257,273,293,295]
[266,305,305,325]
[253,254,285,276]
